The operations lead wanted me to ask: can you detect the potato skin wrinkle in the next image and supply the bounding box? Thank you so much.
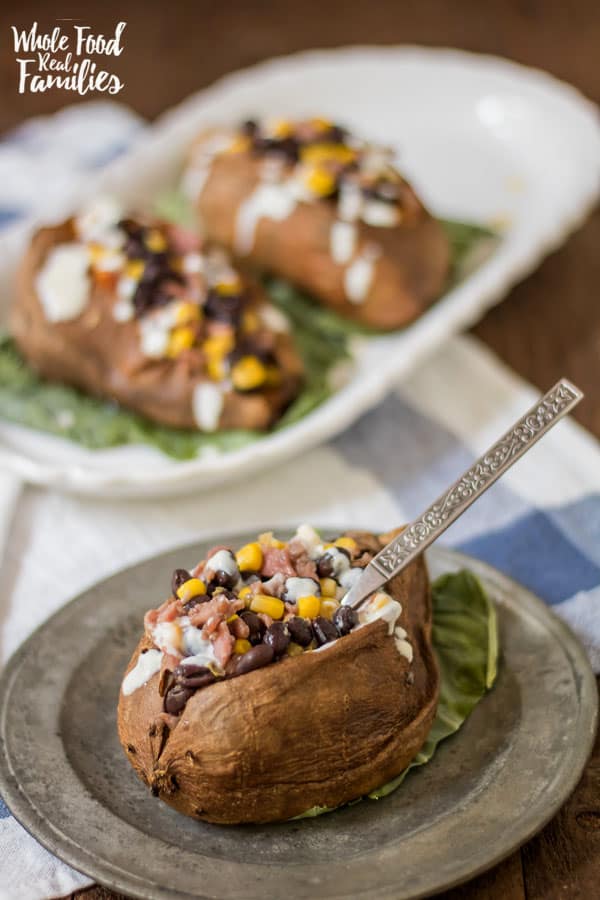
[118,535,439,824]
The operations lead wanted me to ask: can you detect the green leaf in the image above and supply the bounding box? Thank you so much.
[294,569,498,817]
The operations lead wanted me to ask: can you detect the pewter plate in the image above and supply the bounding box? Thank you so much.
[0,537,596,900]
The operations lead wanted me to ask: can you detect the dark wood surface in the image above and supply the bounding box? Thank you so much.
[0,1,598,898]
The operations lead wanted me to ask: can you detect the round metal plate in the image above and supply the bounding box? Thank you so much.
[0,536,596,900]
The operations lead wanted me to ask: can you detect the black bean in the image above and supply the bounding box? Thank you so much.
[164,683,194,715]
[173,662,216,690]
[171,568,191,596]
[235,643,274,675]
[208,569,236,592]
[332,606,358,636]
[241,119,258,136]
[239,610,265,644]
[263,622,290,657]
[312,616,338,646]
[286,616,313,647]
[316,555,334,578]
[204,289,244,324]
[182,593,210,612]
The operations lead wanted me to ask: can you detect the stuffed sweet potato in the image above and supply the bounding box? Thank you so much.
[11,198,304,432]
[118,525,440,824]
[183,118,450,329]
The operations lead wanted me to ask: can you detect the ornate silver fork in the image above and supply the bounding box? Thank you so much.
[342,378,583,610]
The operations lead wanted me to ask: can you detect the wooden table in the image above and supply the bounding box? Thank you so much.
[1,1,598,897]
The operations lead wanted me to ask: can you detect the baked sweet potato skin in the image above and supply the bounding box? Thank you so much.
[11,221,304,431]
[118,537,439,824]
[194,146,450,330]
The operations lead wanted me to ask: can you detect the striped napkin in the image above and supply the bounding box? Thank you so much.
[0,103,598,900]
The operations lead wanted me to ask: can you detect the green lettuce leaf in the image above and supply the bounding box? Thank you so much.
[295,569,498,817]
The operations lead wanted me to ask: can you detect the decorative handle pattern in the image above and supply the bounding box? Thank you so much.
[371,380,582,578]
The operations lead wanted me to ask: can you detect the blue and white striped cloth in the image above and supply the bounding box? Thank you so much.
[0,103,598,900]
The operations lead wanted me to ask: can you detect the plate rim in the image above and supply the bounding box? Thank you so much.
[1,43,599,496]
[0,540,596,899]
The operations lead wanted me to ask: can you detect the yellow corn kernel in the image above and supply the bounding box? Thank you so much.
[236,542,263,572]
[227,134,251,154]
[269,118,292,138]
[250,595,284,620]
[167,325,196,358]
[319,577,337,598]
[124,259,145,280]
[176,578,206,601]
[175,301,201,325]
[310,117,333,131]
[238,585,252,601]
[297,595,321,619]
[203,332,235,356]
[231,356,267,391]
[207,357,226,381]
[371,592,391,611]
[145,229,167,253]
[242,310,260,333]
[335,536,358,555]
[304,166,336,197]
[320,598,339,620]
[301,142,356,165]
[286,642,304,657]
[234,638,252,655]
[215,277,242,296]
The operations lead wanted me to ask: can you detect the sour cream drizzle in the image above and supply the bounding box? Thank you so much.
[35,244,91,323]
[192,382,226,432]
[344,244,381,304]
[122,648,163,696]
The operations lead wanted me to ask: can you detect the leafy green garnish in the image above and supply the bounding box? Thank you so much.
[295,570,498,817]
[0,195,497,458]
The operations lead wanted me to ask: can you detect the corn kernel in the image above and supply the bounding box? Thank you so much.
[258,532,286,549]
[250,595,284,619]
[320,598,339,620]
[215,278,242,296]
[286,642,304,657]
[175,301,201,325]
[304,166,336,197]
[232,356,267,391]
[234,638,252,655]
[125,259,145,280]
[238,585,252,601]
[167,325,196,358]
[203,332,235,355]
[207,358,225,381]
[176,578,206,602]
[88,244,105,265]
[297,595,321,619]
[268,118,292,138]
[227,135,251,154]
[236,542,263,572]
[319,577,337,598]
[310,117,333,131]
[335,536,358,555]
[145,229,167,253]
[301,143,356,165]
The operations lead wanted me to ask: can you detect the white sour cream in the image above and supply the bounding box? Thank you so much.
[192,382,225,432]
[258,304,290,333]
[285,576,320,602]
[75,196,124,244]
[205,548,238,577]
[359,591,402,635]
[181,629,221,669]
[295,524,322,555]
[182,133,233,201]
[344,244,381,304]
[35,243,91,322]
[122,648,163,696]
[330,221,357,264]
[235,182,297,256]
[362,200,400,228]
